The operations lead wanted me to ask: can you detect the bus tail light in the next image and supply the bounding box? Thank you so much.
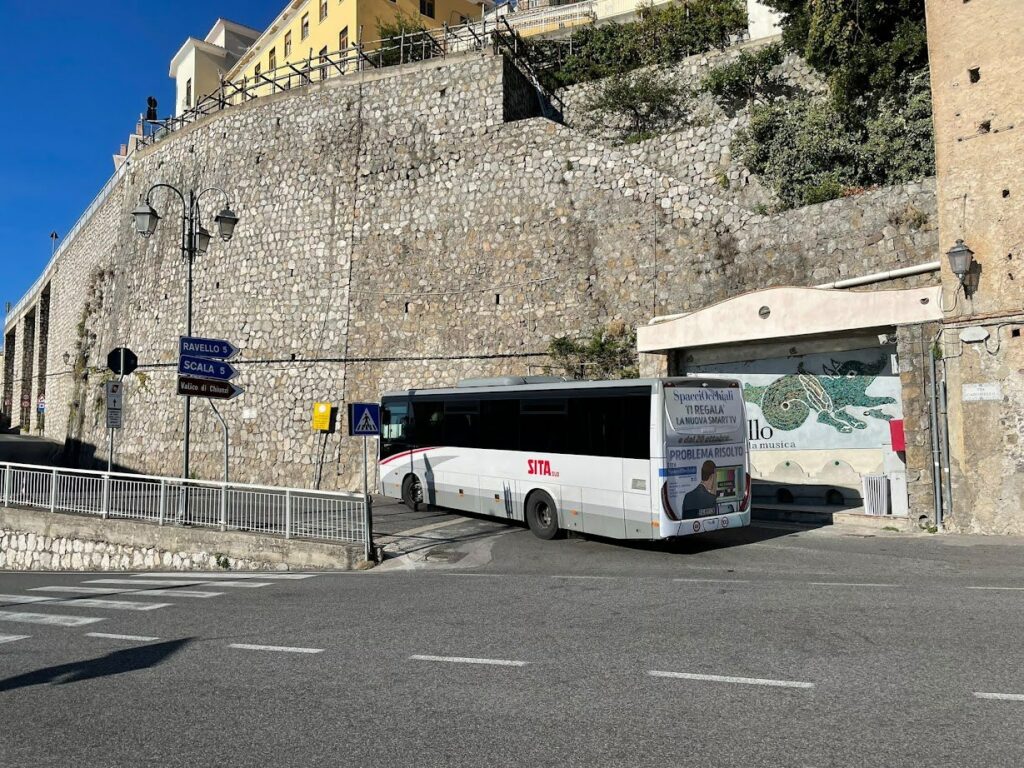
[739,474,752,512]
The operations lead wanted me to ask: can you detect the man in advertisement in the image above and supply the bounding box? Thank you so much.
[682,460,718,518]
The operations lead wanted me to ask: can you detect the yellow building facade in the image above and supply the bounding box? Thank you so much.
[228,0,485,86]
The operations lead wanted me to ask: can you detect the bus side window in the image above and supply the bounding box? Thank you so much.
[381,401,410,459]
[412,401,444,447]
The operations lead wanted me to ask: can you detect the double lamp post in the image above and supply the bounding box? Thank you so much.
[131,186,239,493]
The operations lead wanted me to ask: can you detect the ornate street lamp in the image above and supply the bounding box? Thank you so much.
[946,239,974,283]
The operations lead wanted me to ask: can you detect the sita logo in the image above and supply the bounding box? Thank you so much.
[527,459,559,477]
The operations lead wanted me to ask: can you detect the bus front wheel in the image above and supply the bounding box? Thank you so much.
[402,475,423,511]
[526,491,560,540]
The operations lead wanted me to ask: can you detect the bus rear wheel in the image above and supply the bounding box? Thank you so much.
[402,475,422,511]
[526,491,560,540]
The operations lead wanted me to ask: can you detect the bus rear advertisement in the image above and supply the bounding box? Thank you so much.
[379,377,750,540]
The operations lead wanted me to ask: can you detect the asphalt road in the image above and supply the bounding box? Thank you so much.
[3,515,1024,767]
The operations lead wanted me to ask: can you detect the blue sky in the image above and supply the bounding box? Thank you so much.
[0,1,282,313]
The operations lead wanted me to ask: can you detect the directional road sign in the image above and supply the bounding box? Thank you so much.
[179,336,238,360]
[107,347,138,376]
[177,376,244,400]
[349,402,381,436]
[178,354,237,382]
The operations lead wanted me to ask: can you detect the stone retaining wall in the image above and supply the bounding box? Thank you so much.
[0,506,363,571]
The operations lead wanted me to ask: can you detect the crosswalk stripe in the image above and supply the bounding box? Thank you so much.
[0,610,104,627]
[85,578,270,589]
[0,594,169,612]
[0,633,31,644]
[131,573,315,580]
[86,632,161,642]
[31,586,223,599]
[54,598,171,611]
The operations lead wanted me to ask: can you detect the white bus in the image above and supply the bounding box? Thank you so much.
[379,376,750,540]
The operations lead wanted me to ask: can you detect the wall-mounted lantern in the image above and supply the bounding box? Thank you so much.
[946,239,974,282]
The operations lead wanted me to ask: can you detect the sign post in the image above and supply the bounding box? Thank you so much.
[349,402,381,563]
[176,336,243,525]
[104,347,135,472]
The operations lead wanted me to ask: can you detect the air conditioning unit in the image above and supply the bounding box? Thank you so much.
[862,474,890,516]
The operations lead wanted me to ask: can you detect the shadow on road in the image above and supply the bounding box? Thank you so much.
[0,638,191,693]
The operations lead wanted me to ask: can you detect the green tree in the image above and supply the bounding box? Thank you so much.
[548,327,639,380]
[583,69,691,142]
[761,0,928,110]
[533,0,747,89]
[376,13,431,66]
[734,95,862,207]
[862,68,935,184]
[701,42,784,112]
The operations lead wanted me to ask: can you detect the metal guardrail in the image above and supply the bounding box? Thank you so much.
[0,462,369,549]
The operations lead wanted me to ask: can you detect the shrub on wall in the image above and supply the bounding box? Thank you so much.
[533,0,747,89]
[700,42,784,112]
[548,326,639,380]
[582,69,691,144]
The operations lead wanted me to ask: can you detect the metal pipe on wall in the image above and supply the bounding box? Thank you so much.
[927,349,944,529]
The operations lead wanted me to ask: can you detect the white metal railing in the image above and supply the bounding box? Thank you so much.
[0,461,369,548]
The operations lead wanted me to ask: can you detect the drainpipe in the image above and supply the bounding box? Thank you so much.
[939,359,955,528]
[815,261,941,290]
[927,350,944,529]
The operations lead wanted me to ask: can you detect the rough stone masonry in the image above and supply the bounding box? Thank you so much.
[2,48,939,495]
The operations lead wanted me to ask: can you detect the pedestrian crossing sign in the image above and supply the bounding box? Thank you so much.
[349,402,381,436]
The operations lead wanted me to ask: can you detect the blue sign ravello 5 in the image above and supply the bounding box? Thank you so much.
[177,354,238,382]
[179,336,238,360]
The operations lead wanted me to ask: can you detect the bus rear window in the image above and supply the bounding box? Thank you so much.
[664,385,744,442]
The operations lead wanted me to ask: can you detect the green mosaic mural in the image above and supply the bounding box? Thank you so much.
[742,357,896,435]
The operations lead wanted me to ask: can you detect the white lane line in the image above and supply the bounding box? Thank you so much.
[967,587,1024,591]
[130,573,314,580]
[808,582,898,588]
[54,598,172,612]
[229,643,324,654]
[552,575,619,580]
[86,578,269,588]
[0,594,170,611]
[86,632,161,642]
[409,654,528,667]
[974,692,1024,701]
[648,670,814,689]
[30,586,222,599]
[0,633,31,644]
[130,589,223,599]
[85,579,203,587]
[438,573,504,578]
[0,594,56,604]
[0,610,104,627]
[672,578,752,584]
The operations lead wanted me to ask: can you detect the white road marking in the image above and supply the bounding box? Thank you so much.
[130,589,223,599]
[0,594,56,604]
[552,575,619,580]
[438,573,504,578]
[86,632,161,642]
[229,643,324,654]
[0,610,104,627]
[808,582,898,588]
[967,587,1024,591]
[0,594,170,611]
[974,692,1024,701]
[409,654,528,667]
[381,517,471,539]
[0,633,31,644]
[55,598,171,611]
[130,573,314,580]
[672,578,752,584]
[85,579,203,587]
[648,671,815,689]
[31,586,222,598]
[86,578,269,588]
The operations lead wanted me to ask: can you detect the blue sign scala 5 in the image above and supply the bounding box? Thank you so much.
[179,336,238,360]
[178,354,238,381]
[349,403,381,436]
